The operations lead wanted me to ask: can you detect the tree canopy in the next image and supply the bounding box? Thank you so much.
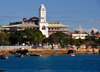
[96,31,99,35]
[48,34,59,49]
[53,31,71,48]
[91,30,95,35]
[0,28,100,48]
[74,30,80,34]
[0,32,10,45]
[9,29,45,45]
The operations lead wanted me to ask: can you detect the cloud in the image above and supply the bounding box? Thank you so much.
[88,20,100,24]
[74,26,100,33]
[77,20,100,24]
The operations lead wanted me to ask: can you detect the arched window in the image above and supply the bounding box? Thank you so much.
[42,26,45,30]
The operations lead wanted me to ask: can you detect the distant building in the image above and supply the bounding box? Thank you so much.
[89,34,100,40]
[71,34,88,39]
[3,4,70,37]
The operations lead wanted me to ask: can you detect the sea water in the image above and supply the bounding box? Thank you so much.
[0,54,100,72]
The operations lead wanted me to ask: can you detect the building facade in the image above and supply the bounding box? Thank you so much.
[72,34,88,39]
[3,4,70,37]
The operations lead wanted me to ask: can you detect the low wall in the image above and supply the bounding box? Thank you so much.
[0,46,58,49]
[28,49,67,54]
[0,46,32,49]
[0,48,99,55]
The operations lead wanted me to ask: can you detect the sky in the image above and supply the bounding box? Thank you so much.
[0,0,100,32]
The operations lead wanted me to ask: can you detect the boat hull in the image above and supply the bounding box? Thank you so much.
[30,54,41,56]
[69,53,75,56]
[0,56,8,59]
[15,55,23,57]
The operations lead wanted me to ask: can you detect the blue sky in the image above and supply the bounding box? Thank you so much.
[0,0,100,32]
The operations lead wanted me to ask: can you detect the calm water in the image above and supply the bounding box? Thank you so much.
[0,54,100,72]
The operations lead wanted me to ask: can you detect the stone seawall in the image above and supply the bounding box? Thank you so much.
[0,48,100,55]
[28,49,67,55]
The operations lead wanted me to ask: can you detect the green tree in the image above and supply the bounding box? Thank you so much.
[42,38,49,45]
[78,38,85,44]
[75,41,81,47]
[96,31,99,35]
[0,32,10,45]
[75,38,85,47]
[69,38,76,47]
[85,35,92,41]
[91,30,95,35]
[9,29,45,46]
[31,29,45,46]
[3,29,7,33]
[74,30,80,34]
[95,37,100,46]
[48,34,59,49]
[54,31,71,48]
[9,33,22,45]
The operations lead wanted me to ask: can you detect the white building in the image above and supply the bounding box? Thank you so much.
[3,4,70,37]
[72,34,88,39]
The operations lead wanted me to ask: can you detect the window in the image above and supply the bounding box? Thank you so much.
[42,26,45,30]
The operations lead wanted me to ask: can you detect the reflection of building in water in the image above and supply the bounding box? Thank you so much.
[3,4,70,37]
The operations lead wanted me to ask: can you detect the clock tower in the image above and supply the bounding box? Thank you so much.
[39,4,46,22]
[39,4,48,37]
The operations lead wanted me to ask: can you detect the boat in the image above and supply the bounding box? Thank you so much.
[0,69,4,71]
[0,55,8,59]
[30,54,41,56]
[15,53,23,57]
[69,53,75,56]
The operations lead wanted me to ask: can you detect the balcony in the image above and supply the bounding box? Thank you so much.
[48,29,69,32]
[8,28,25,32]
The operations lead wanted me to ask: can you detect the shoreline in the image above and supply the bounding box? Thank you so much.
[0,48,100,55]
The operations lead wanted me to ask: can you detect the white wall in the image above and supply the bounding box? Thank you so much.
[39,22,48,37]
[72,34,88,39]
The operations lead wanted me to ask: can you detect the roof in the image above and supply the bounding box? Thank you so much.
[3,24,39,28]
[66,32,76,35]
[39,4,46,11]
[89,34,100,37]
[48,24,70,27]
[3,23,70,28]
[27,17,39,22]
[9,17,39,25]
[10,22,22,25]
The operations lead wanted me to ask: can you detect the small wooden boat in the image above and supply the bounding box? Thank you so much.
[69,53,75,56]
[0,55,8,59]
[0,69,4,71]
[30,54,41,56]
[15,53,23,57]
[85,59,87,61]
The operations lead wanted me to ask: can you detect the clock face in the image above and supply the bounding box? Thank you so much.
[42,11,44,13]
